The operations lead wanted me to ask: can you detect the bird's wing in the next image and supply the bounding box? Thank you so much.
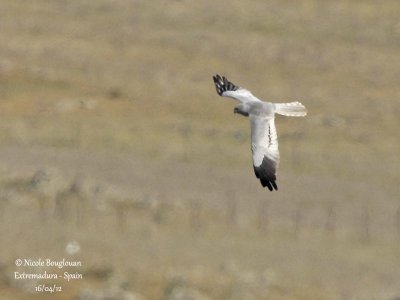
[213,74,261,103]
[250,115,280,191]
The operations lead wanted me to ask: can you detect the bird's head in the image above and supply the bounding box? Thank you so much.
[233,106,249,117]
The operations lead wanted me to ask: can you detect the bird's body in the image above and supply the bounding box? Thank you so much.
[212,74,307,191]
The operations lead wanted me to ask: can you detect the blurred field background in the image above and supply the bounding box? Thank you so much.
[0,0,399,299]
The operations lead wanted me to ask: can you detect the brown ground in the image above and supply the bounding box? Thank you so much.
[0,0,399,299]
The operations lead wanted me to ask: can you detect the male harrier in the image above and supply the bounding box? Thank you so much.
[212,75,307,191]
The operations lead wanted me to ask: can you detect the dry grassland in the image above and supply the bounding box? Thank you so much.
[0,0,399,299]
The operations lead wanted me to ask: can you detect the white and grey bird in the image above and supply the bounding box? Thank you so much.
[212,74,307,191]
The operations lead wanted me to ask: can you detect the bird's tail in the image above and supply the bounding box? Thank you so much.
[275,102,307,117]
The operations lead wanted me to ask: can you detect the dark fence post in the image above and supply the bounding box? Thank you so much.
[190,198,201,231]
[257,199,269,234]
[226,190,238,231]
[293,203,303,239]
[325,204,336,238]
[362,205,371,242]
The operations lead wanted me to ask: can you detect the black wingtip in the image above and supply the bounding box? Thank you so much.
[271,181,278,191]
[259,177,277,191]
[254,156,278,192]
[212,74,239,96]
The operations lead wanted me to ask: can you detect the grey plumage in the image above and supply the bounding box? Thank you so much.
[212,74,307,191]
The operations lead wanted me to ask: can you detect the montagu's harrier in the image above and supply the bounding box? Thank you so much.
[212,74,307,191]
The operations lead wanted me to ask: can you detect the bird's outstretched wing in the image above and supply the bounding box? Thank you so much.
[213,74,261,103]
[250,115,280,191]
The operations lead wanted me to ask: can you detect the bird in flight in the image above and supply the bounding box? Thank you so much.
[212,74,307,191]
